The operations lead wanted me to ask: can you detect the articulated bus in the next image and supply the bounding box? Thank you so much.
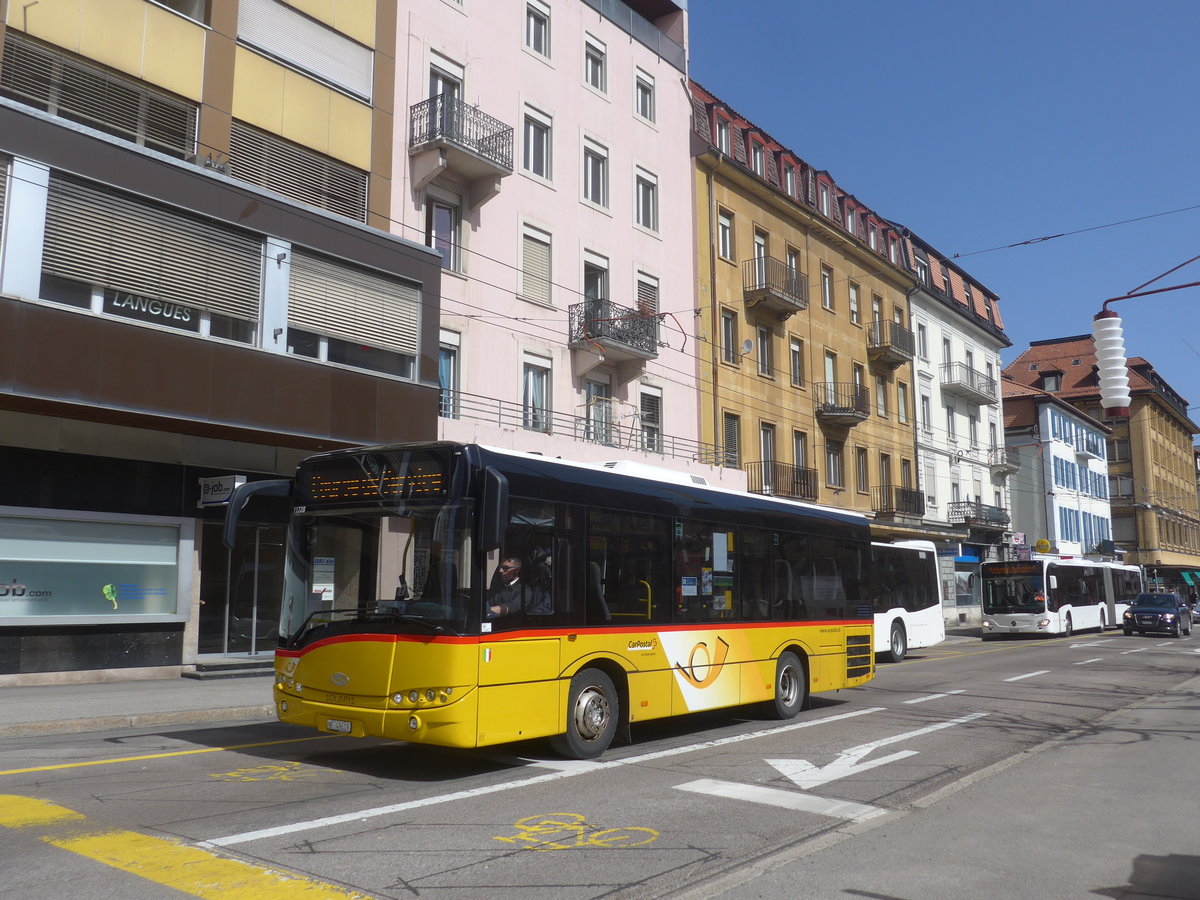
[870,541,945,662]
[980,556,1142,638]
[227,442,876,758]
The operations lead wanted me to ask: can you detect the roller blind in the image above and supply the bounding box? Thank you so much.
[288,250,420,356]
[0,157,7,245]
[521,230,551,303]
[238,0,373,101]
[42,173,263,321]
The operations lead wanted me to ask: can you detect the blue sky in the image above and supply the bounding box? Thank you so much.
[688,0,1200,415]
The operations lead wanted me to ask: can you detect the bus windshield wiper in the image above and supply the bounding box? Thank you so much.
[362,612,451,635]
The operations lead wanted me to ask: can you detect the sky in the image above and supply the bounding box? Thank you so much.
[688,0,1200,415]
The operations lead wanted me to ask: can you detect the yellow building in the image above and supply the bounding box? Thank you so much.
[690,81,926,537]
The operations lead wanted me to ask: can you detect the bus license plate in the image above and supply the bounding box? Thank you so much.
[326,718,352,734]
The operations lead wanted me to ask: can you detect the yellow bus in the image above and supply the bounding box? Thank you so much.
[227,442,876,758]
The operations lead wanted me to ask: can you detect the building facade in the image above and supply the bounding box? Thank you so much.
[1005,336,1200,593]
[0,0,442,683]
[901,230,1012,624]
[1002,380,1113,558]
[392,0,723,478]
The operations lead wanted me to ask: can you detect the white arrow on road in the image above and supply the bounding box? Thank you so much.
[1070,639,1114,648]
[767,712,988,790]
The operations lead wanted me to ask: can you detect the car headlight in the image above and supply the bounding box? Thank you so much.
[1163,614,1175,621]
[1123,611,1133,619]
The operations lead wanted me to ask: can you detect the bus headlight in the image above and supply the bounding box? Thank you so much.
[408,690,419,703]
[392,693,405,705]
[408,716,420,731]
[1038,619,1051,628]
[425,689,437,702]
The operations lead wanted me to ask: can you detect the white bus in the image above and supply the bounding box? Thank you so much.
[981,557,1142,638]
[871,540,945,662]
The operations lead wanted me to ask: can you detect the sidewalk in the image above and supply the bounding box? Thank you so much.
[0,674,276,738]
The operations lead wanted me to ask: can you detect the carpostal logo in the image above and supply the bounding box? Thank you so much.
[627,638,658,652]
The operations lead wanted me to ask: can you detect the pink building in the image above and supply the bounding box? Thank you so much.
[394,0,732,480]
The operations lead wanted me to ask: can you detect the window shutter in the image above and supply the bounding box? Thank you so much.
[42,173,262,321]
[521,232,551,303]
[1,32,197,159]
[0,157,7,244]
[723,413,740,467]
[640,391,662,428]
[288,250,421,357]
[230,121,367,222]
[636,276,658,316]
[237,0,373,101]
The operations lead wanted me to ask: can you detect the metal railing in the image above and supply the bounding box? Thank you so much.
[568,299,658,357]
[409,95,513,172]
[580,0,687,72]
[741,256,808,308]
[1075,430,1105,458]
[867,319,916,357]
[440,389,719,462]
[744,460,819,501]
[988,446,1021,469]
[948,500,1010,527]
[813,382,870,417]
[872,485,926,516]
[940,362,997,400]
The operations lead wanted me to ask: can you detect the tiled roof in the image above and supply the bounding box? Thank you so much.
[1000,376,1109,432]
[1004,335,1159,400]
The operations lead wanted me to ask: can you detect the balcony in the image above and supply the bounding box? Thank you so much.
[866,319,916,369]
[741,257,807,320]
[940,362,998,405]
[872,485,926,518]
[1074,430,1105,460]
[814,382,870,426]
[948,500,1010,530]
[987,446,1021,476]
[745,460,819,501]
[409,95,513,205]
[568,299,659,374]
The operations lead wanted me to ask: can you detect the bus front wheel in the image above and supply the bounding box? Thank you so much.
[769,651,807,719]
[887,623,908,663]
[551,668,619,760]
[1063,615,1073,638]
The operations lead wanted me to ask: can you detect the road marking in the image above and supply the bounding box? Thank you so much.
[1003,670,1050,682]
[1074,658,1103,665]
[0,795,366,899]
[766,712,988,790]
[0,735,336,777]
[675,779,885,822]
[1069,640,1113,648]
[1121,648,1148,655]
[206,706,884,848]
[903,690,966,704]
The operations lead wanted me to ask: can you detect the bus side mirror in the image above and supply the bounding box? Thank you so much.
[481,467,509,552]
[223,479,292,549]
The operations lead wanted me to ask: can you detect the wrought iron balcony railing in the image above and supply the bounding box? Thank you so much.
[741,256,807,318]
[866,319,916,367]
[948,499,1010,528]
[872,485,926,517]
[409,95,513,174]
[568,299,658,360]
[744,460,819,501]
[813,382,870,424]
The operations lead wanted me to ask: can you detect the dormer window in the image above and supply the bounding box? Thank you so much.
[1041,373,1062,391]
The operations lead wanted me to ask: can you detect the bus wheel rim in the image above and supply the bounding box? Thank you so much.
[573,686,610,741]
[779,666,798,705]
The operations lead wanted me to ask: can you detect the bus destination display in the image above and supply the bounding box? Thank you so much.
[982,561,1041,577]
[300,451,449,508]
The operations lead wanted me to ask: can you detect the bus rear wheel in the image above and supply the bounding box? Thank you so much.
[887,623,908,663]
[769,651,806,720]
[551,668,619,760]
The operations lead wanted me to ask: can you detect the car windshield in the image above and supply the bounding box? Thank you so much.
[1132,595,1177,607]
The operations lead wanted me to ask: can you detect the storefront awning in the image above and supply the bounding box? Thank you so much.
[1181,572,1194,586]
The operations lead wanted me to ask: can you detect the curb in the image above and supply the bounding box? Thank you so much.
[0,705,276,738]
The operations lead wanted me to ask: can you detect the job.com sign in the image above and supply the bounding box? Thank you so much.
[198,475,247,508]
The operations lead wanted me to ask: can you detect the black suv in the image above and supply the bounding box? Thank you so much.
[1123,593,1193,637]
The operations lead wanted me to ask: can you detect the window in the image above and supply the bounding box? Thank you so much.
[723,412,741,467]
[757,325,773,377]
[521,226,552,303]
[879,453,892,488]
[439,330,459,418]
[584,377,612,444]
[583,140,608,206]
[715,116,730,154]
[942,336,952,364]
[721,308,738,365]
[897,382,909,423]
[920,394,932,432]
[584,36,606,91]
[525,1,550,56]
[783,162,796,196]
[640,386,663,452]
[819,182,830,216]
[989,422,998,449]
[635,69,655,122]
[917,323,928,359]
[848,282,860,324]
[875,374,887,417]
[946,404,957,440]
[869,223,878,250]
[888,238,898,264]
[522,108,552,179]
[821,265,833,310]
[901,459,913,489]
[583,253,608,302]
[871,295,882,323]
[635,168,658,231]
[968,413,979,447]
[826,441,844,488]
[951,483,961,504]
[425,195,460,271]
[789,337,804,387]
[1041,373,1062,392]
[760,423,776,470]
[856,447,869,493]
[793,431,808,467]
[718,210,734,260]
[845,206,856,234]
[786,246,802,296]
[751,141,765,176]
[636,272,660,343]
[522,353,551,431]
[753,230,768,283]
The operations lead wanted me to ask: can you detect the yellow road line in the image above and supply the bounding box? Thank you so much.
[2,795,370,899]
[0,734,335,777]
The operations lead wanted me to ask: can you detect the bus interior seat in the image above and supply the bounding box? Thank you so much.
[586,561,611,623]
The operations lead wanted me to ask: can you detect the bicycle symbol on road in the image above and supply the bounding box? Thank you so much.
[494,813,659,852]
